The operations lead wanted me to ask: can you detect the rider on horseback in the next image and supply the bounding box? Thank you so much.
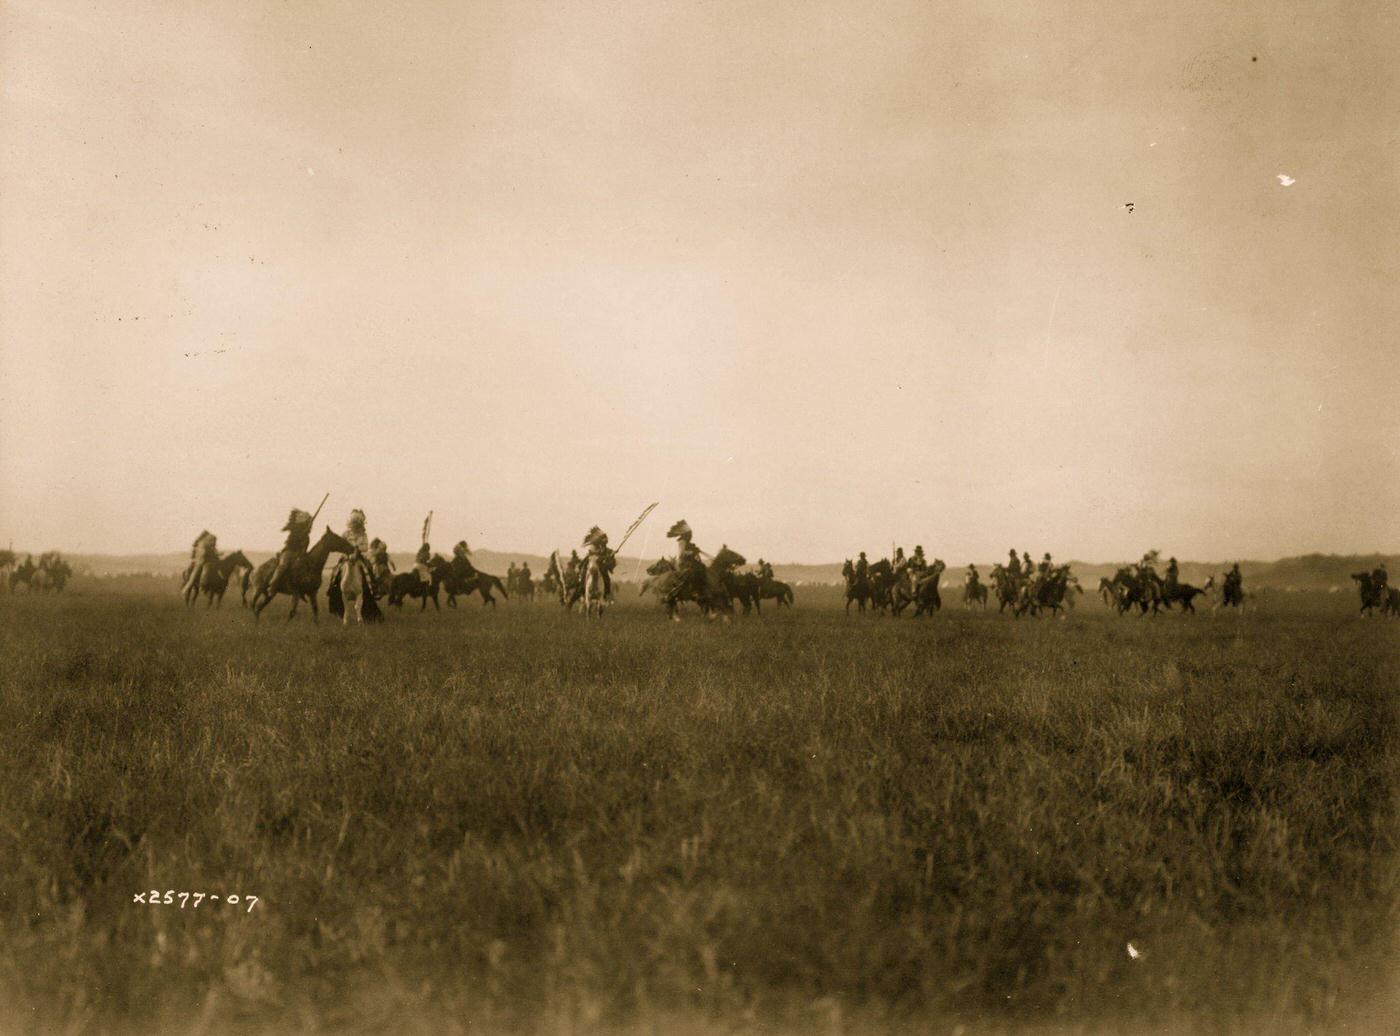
[1007,548,1021,580]
[855,551,869,582]
[368,537,394,591]
[1165,557,1179,591]
[414,540,433,586]
[667,520,707,602]
[267,509,312,595]
[582,526,616,599]
[333,509,375,591]
[910,546,927,574]
[965,563,982,590]
[182,530,219,597]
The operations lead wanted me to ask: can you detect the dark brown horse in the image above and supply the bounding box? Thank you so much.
[193,550,251,608]
[843,559,871,615]
[249,528,353,622]
[441,555,509,608]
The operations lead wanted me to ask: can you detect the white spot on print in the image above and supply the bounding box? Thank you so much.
[1277,173,1295,186]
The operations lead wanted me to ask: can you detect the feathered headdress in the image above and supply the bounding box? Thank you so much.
[347,509,366,534]
[192,530,212,549]
[282,509,311,531]
[582,525,608,547]
[453,540,471,558]
[666,519,691,539]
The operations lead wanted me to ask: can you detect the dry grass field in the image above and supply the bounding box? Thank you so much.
[0,583,1396,1033]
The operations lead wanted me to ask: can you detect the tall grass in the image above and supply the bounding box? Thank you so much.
[0,587,1395,1033]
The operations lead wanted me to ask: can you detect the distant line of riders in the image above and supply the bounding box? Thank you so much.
[1,550,72,594]
[46,507,1386,622]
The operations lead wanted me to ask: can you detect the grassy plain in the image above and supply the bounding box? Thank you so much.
[0,583,1396,1033]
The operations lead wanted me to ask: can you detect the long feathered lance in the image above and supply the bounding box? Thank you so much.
[613,502,659,554]
[421,511,433,546]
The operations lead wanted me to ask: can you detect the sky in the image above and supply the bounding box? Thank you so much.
[1,0,1396,562]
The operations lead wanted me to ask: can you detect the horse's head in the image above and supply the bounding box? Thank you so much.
[646,557,674,576]
[225,550,252,571]
[712,545,745,571]
[931,559,946,578]
[869,558,892,577]
[317,526,355,555]
[842,559,853,577]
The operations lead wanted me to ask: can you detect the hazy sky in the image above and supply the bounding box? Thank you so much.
[2,0,1396,561]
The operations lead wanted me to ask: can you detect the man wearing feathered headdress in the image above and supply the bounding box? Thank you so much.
[181,529,218,597]
[267,508,313,596]
[582,525,616,599]
[331,509,374,590]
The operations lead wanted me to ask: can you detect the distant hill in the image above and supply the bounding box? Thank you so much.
[29,549,1399,592]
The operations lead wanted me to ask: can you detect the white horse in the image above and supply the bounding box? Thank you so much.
[332,554,378,624]
[582,552,609,618]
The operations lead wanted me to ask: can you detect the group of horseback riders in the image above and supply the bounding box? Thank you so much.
[540,517,789,619]
[4,550,71,593]
[1098,551,1245,615]
[843,545,949,616]
[179,498,498,620]
[982,548,1082,616]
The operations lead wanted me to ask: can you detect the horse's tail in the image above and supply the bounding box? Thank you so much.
[492,575,508,598]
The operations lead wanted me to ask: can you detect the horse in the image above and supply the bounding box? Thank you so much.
[724,570,761,615]
[9,557,36,593]
[441,555,509,608]
[867,559,896,615]
[1014,566,1079,618]
[387,558,448,611]
[642,546,745,621]
[249,528,353,622]
[328,553,384,624]
[512,568,536,601]
[0,549,14,589]
[842,560,871,615]
[1218,572,1247,612]
[1350,573,1395,617]
[911,560,947,617]
[1159,580,1208,614]
[963,579,988,609]
[755,575,794,610]
[582,552,610,618]
[1103,567,1163,615]
[989,564,1021,613]
[42,554,71,593]
[191,551,251,608]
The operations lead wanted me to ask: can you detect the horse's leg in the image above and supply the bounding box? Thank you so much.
[309,593,319,624]
[286,594,299,622]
